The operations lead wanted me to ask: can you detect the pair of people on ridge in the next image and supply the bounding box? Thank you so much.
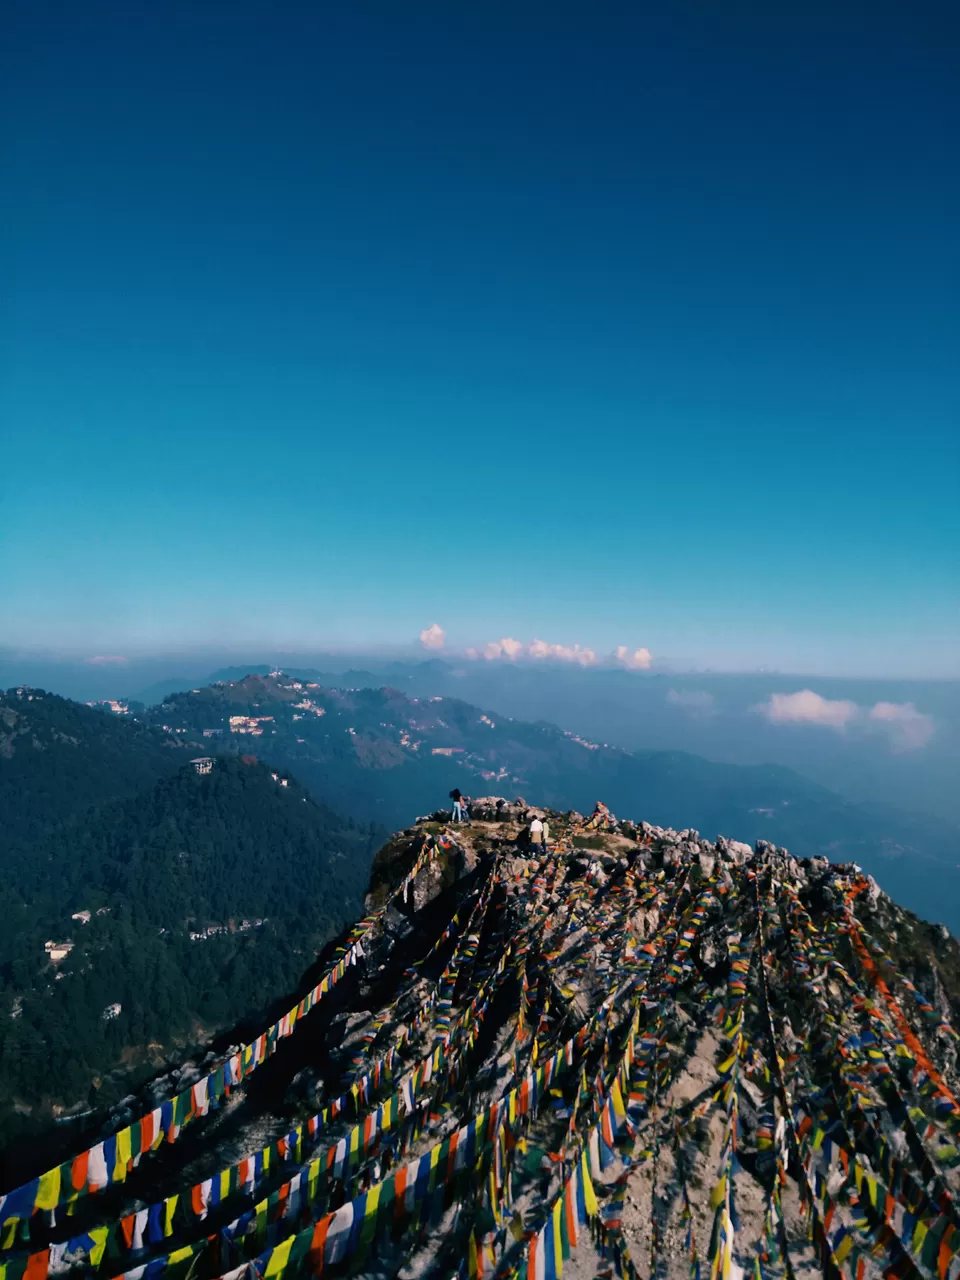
[449,788,470,823]
[529,814,550,854]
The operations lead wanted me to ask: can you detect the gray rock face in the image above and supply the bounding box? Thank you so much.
[463,795,528,823]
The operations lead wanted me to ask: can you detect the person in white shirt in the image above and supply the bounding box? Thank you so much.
[529,816,544,854]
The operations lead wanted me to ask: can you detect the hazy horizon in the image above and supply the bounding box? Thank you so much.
[4,649,958,830]
[3,641,960,683]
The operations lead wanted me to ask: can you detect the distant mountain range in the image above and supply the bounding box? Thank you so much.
[135,673,958,925]
[4,674,956,926]
[4,653,955,823]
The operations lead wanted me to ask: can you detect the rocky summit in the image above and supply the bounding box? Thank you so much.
[2,801,959,1280]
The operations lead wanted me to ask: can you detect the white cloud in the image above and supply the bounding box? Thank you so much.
[868,701,935,751]
[418,623,446,650]
[528,639,598,666]
[470,637,600,665]
[667,688,715,713]
[615,646,653,670]
[754,689,859,730]
[476,637,524,661]
[87,655,128,666]
[754,689,934,752]
[469,639,653,668]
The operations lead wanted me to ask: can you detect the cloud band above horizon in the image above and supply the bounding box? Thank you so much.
[417,624,653,669]
[753,688,934,751]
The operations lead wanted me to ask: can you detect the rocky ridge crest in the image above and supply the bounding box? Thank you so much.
[2,800,959,1280]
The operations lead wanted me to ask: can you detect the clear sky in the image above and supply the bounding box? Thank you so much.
[2,1,958,675]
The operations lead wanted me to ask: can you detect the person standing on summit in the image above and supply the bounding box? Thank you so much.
[449,788,463,823]
[529,814,544,854]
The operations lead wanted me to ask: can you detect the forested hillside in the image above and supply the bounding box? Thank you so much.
[0,689,186,845]
[0,757,382,1142]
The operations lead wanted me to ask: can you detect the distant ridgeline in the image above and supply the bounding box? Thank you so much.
[0,800,959,1280]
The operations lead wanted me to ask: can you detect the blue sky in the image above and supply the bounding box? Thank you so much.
[2,1,958,675]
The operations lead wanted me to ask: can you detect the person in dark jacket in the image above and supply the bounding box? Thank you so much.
[449,788,463,823]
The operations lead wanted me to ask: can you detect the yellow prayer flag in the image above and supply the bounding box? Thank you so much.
[833,1236,854,1263]
[163,1195,178,1236]
[552,1199,564,1276]
[264,1233,295,1276]
[115,1126,132,1176]
[581,1155,599,1217]
[365,1181,382,1218]
[489,1170,501,1226]
[35,1166,61,1212]
[88,1226,109,1266]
